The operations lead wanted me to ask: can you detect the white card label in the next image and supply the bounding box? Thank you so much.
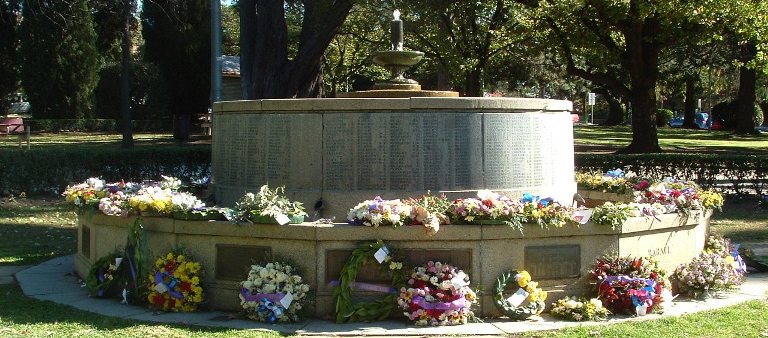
[280,292,294,309]
[154,283,168,294]
[451,271,468,289]
[374,246,390,264]
[275,214,291,225]
[114,257,123,268]
[506,288,529,307]
[572,210,593,225]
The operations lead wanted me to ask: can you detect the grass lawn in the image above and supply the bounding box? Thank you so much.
[0,285,283,338]
[0,132,210,151]
[1,196,767,337]
[0,197,76,266]
[0,129,767,336]
[2,127,767,154]
[574,125,768,153]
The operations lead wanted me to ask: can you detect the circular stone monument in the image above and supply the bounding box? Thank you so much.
[211,97,576,220]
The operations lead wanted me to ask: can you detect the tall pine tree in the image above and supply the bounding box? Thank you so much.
[19,0,100,119]
[142,0,211,140]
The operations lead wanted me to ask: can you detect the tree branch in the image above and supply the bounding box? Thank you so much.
[546,16,630,97]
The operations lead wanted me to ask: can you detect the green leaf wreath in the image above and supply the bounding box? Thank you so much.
[493,270,547,320]
[85,252,125,298]
[333,240,409,323]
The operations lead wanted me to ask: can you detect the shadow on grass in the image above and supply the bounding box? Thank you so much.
[0,224,76,266]
[0,284,287,337]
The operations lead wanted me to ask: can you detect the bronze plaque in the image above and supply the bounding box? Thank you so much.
[80,224,90,258]
[524,245,580,279]
[215,245,272,281]
[325,248,472,284]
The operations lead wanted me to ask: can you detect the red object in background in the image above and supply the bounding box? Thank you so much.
[571,114,580,124]
[711,119,724,130]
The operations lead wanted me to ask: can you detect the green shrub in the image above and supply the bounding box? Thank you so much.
[25,119,172,132]
[575,153,768,195]
[0,146,210,196]
[656,109,675,127]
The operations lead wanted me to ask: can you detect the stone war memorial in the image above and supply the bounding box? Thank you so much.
[70,9,727,328]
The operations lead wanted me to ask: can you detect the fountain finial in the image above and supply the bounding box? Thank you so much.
[391,9,403,51]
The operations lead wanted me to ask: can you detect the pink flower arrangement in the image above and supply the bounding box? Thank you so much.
[397,261,477,326]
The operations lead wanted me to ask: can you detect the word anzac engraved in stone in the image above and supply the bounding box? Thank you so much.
[648,246,671,257]
[215,245,272,281]
[524,245,580,279]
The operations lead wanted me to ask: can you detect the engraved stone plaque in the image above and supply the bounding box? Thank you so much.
[325,248,472,284]
[216,245,272,281]
[524,245,580,279]
[80,224,90,258]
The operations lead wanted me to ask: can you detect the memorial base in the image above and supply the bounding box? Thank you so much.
[75,210,709,318]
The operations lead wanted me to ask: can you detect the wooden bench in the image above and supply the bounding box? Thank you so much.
[0,117,24,134]
[0,117,31,149]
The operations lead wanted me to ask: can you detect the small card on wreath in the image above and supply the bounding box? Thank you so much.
[374,246,390,264]
[275,213,291,225]
[451,271,468,289]
[506,288,529,307]
[154,283,168,294]
[280,292,294,309]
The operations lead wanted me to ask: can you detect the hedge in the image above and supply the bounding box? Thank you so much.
[1,149,765,196]
[575,153,768,195]
[0,146,210,196]
[25,119,173,132]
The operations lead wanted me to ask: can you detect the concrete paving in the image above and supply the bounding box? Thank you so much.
[0,265,30,285]
[10,255,768,336]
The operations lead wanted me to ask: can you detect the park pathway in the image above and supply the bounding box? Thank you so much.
[4,255,767,336]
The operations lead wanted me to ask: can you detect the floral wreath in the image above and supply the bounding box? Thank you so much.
[493,270,547,320]
[397,261,477,326]
[86,253,125,298]
[239,261,310,323]
[147,251,204,312]
[333,240,408,323]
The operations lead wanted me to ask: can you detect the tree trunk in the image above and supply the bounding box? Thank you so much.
[735,41,758,134]
[596,88,624,126]
[240,0,352,99]
[618,20,662,154]
[174,114,191,140]
[464,68,483,97]
[682,76,698,129]
[120,7,133,149]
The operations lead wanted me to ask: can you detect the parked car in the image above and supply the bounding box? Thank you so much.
[667,112,710,129]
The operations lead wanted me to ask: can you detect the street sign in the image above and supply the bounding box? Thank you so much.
[587,93,596,106]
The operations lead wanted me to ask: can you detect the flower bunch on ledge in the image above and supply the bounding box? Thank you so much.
[447,191,578,230]
[63,176,210,218]
[230,185,307,224]
[403,193,451,235]
[347,196,412,227]
[576,169,639,194]
[519,193,575,229]
[577,169,724,214]
[347,194,452,234]
[448,190,525,225]
[63,177,109,207]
